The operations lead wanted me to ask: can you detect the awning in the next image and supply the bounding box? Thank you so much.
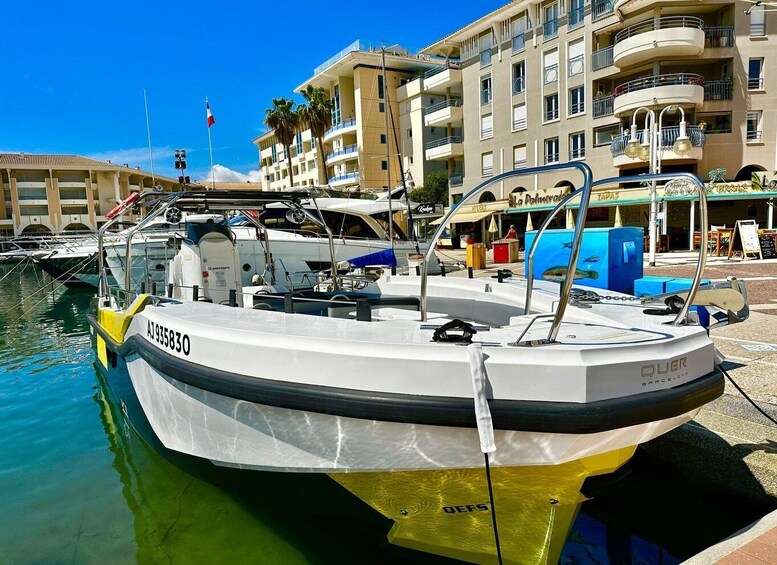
[430,210,493,225]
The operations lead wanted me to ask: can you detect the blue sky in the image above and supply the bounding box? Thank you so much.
[1,1,505,182]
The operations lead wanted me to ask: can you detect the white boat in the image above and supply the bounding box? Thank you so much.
[89,166,749,564]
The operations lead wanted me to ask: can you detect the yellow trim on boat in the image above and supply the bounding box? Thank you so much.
[331,446,636,564]
[97,295,151,368]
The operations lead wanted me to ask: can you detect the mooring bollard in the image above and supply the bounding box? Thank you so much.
[192,285,199,301]
[468,267,474,279]
[497,270,504,283]
[140,282,146,294]
[168,283,174,298]
[229,289,237,307]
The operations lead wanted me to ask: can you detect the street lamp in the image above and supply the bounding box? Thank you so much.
[174,149,189,188]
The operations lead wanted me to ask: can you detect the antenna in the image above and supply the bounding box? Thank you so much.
[143,89,156,186]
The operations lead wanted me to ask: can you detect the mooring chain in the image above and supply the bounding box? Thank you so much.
[568,289,641,308]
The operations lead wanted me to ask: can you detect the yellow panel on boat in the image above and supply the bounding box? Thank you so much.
[96,295,151,368]
[330,446,635,565]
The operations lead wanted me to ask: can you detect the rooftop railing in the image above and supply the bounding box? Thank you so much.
[613,73,704,98]
[614,16,704,44]
[424,98,462,115]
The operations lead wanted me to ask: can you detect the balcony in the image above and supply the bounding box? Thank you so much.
[610,125,706,167]
[592,46,614,71]
[448,174,463,188]
[425,136,464,161]
[423,62,462,94]
[424,99,463,127]
[325,144,358,165]
[323,118,357,142]
[327,171,360,187]
[593,95,614,118]
[704,26,734,48]
[612,73,704,117]
[704,80,733,101]
[592,0,614,21]
[613,16,704,68]
[569,6,584,28]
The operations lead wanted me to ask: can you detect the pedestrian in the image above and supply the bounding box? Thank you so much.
[505,224,518,239]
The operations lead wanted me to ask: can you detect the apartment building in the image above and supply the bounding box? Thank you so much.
[414,0,777,245]
[254,41,448,192]
[0,153,179,236]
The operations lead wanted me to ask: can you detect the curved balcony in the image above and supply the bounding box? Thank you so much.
[424,99,463,127]
[323,118,357,143]
[425,136,464,161]
[610,125,706,167]
[613,16,704,68]
[325,144,358,166]
[612,73,704,117]
[327,171,360,188]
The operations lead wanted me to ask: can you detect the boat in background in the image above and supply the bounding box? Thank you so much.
[88,166,750,564]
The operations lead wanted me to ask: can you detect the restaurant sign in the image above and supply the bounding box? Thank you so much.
[509,186,570,209]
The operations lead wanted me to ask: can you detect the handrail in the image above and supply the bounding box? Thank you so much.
[615,16,704,43]
[425,136,462,150]
[324,118,356,137]
[423,61,461,79]
[613,73,703,97]
[425,98,463,115]
[524,172,708,327]
[421,161,594,345]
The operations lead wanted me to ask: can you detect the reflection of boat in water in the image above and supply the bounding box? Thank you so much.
[89,168,750,564]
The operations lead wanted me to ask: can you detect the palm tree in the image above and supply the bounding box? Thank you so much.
[298,85,334,186]
[264,97,301,188]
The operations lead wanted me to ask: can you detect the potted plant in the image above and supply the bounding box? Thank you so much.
[697,121,708,131]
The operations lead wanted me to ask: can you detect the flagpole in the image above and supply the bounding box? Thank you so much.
[143,89,156,186]
[206,96,215,190]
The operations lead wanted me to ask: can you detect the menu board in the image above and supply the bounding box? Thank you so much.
[728,219,762,260]
[759,234,777,259]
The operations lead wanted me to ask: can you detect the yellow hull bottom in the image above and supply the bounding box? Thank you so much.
[331,446,636,564]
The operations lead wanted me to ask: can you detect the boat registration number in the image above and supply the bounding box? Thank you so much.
[147,320,190,356]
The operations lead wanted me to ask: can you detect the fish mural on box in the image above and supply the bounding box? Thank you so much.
[542,266,600,283]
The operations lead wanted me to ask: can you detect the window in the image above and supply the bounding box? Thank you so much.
[481,75,492,105]
[569,0,584,27]
[512,14,526,52]
[594,124,620,147]
[512,104,527,130]
[311,137,316,149]
[512,61,526,94]
[480,32,493,67]
[545,138,560,164]
[544,2,559,38]
[295,132,303,155]
[544,94,559,122]
[570,132,585,159]
[747,111,763,141]
[750,3,766,37]
[381,160,388,170]
[378,75,385,99]
[271,145,277,163]
[569,86,585,115]
[482,152,494,176]
[481,114,494,139]
[332,84,341,125]
[513,145,527,169]
[300,162,306,173]
[696,112,732,134]
[543,49,559,84]
[568,39,585,77]
[379,102,385,112]
[407,128,413,138]
[380,134,387,144]
[308,160,316,170]
[748,58,764,90]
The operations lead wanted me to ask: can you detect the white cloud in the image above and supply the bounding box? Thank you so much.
[86,146,174,169]
[207,164,263,183]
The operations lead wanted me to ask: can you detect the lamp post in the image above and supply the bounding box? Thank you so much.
[174,149,189,188]
[624,105,691,265]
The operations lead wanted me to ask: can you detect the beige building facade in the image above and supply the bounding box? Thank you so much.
[414,0,777,243]
[0,153,179,236]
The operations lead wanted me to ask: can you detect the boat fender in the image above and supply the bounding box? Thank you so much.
[432,319,477,344]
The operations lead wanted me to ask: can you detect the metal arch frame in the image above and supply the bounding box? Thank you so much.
[421,162,594,344]
[524,171,708,328]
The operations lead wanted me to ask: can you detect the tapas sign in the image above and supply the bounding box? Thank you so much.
[728,219,762,260]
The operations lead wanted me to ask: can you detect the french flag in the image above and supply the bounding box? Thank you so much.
[206,102,215,127]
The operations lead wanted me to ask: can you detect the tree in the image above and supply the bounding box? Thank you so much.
[264,97,301,188]
[298,85,334,186]
[409,171,449,204]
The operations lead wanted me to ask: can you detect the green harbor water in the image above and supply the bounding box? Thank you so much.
[0,263,770,564]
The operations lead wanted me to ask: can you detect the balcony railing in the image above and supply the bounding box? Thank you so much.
[328,171,360,184]
[614,16,704,44]
[513,159,527,169]
[480,49,492,67]
[424,98,463,115]
[423,61,461,79]
[568,54,584,77]
[482,166,494,176]
[592,46,614,71]
[545,152,560,165]
[613,73,704,98]
[748,76,764,90]
[512,33,526,53]
[610,125,706,157]
[513,76,525,95]
[325,145,357,161]
[592,0,614,21]
[747,130,763,142]
[426,136,463,150]
[704,80,733,101]
[705,26,734,48]
[544,107,559,122]
[570,148,585,160]
[513,117,527,130]
[324,118,356,136]
[570,100,585,115]
[592,95,613,118]
[543,64,558,85]
[544,19,558,38]
[481,127,493,139]
[481,88,492,106]
[569,6,584,28]
[449,174,463,187]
